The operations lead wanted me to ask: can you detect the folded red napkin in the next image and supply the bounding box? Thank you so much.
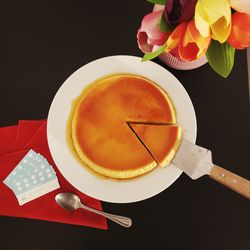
[0,120,108,230]
[13,120,45,151]
[0,125,17,153]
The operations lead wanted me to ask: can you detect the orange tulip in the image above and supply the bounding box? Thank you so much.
[166,20,211,61]
[227,12,250,50]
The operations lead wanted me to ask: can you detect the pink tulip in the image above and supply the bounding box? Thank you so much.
[137,10,170,53]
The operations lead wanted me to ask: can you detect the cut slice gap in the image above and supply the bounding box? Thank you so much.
[126,122,159,165]
[127,122,182,167]
[127,121,175,126]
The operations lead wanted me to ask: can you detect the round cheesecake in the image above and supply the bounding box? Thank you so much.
[70,74,181,179]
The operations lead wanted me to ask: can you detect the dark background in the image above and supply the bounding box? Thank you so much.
[1,1,250,249]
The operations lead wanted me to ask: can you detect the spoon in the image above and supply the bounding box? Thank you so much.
[55,193,132,228]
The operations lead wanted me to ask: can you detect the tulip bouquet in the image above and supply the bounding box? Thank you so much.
[137,0,250,77]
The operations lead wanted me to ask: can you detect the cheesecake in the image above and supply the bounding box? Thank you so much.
[69,74,181,179]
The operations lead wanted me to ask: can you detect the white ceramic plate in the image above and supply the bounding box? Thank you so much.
[47,55,197,203]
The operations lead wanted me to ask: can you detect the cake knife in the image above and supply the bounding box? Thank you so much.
[172,139,250,199]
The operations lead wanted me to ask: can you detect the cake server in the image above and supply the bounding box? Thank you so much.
[172,139,250,199]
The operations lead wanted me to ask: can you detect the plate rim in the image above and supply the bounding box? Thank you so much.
[47,55,197,203]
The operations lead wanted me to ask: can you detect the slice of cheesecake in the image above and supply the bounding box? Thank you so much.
[128,123,182,167]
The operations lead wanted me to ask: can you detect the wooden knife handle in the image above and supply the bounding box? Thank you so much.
[209,165,250,199]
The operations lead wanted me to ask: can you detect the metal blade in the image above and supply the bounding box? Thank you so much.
[173,139,214,179]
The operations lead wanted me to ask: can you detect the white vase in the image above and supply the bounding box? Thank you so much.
[153,4,207,70]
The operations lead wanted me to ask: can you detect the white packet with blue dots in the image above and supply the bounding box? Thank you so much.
[3,149,60,205]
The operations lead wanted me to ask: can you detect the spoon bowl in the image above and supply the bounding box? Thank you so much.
[55,193,81,210]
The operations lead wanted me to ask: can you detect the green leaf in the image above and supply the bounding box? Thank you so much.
[147,0,166,5]
[159,13,172,32]
[142,44,167,62]
[206,41,235,78]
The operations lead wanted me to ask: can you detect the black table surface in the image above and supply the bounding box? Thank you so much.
[1,1,250,250]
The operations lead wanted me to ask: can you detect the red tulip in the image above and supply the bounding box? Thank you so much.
[228,12,250,49]
[164,0,197,26]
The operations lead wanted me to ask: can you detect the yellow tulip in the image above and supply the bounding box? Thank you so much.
[195,0,231,43]
[229,0,250,15]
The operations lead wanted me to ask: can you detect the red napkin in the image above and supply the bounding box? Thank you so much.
[0,125,18,153]
[13,120,45,151]
[0,120,108,230]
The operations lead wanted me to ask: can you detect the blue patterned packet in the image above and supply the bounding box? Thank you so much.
[3,149,60,205]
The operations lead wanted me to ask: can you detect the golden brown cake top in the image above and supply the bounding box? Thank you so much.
[70,74,181,179]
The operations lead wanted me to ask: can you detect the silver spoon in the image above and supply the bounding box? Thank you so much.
[55,193,132,228]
